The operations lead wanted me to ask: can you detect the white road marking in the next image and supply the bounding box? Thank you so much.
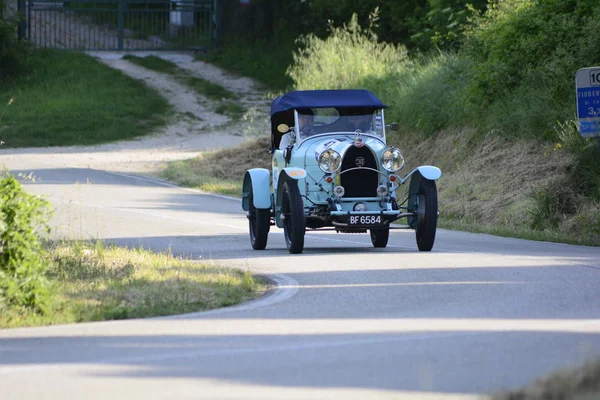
[159,274,300,319]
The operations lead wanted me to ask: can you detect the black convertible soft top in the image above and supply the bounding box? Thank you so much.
[270,89,387,118]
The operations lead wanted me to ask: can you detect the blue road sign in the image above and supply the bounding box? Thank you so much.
[576,67,600,138]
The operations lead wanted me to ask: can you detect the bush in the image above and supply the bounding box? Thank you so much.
[286,14,473,134]
[0,172,52,312]
[462,0,600,136]
[288,13,409,90]
[0,0,31,82]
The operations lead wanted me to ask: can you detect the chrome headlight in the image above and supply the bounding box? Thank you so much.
[381,147,404,172]
[318,149,342,173]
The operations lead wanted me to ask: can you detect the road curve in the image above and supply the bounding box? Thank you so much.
[0,165,599,400]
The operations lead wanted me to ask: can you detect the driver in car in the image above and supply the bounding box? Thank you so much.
[297,108,315,137]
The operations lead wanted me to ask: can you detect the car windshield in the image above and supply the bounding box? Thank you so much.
[294,108,385,141]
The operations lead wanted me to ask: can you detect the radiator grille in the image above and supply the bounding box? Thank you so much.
[340,146,379,197]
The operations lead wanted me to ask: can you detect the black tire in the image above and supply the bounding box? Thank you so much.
[370,228,389,248]
[281,180,305,254]
[415,179,438,251]
[248,189,270,250]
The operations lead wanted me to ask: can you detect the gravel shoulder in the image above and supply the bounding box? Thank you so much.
[0,51,269,176]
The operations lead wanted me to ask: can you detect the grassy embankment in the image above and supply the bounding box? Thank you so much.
[165,2,600,247]
[123,55,246,121]
[1,240,265,328]
[490,357,600,400]
[0,50,171,148]
[0,50,265,328]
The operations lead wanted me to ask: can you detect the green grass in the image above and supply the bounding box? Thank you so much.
[0,50,171,148]
[123,54,179,74]
[214,102,246,120]
[197,38,296,92]
[439,218,600,248]
[182,76,237,101]
[0,240,266,328]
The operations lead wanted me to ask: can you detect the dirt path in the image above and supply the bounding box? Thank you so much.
[0,51,270,175]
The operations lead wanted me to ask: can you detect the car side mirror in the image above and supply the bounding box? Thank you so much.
[277,123,291,133]
[387,122,399,132]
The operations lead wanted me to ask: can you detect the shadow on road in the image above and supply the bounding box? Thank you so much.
[0,329,598,395]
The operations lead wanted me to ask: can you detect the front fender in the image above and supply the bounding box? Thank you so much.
[242,168,272,211]
[274,168,307,228]
[400,165,442,184]
[405,166,441,228]
[416,165,442,181]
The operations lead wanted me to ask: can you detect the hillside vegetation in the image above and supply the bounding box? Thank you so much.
[200,0,600,245]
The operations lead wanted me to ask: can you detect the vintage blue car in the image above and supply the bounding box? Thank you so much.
[242,89,442,254]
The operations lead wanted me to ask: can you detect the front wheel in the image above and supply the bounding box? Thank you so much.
[248,189,270,250]
[281,180,305,254]
[370,228,389,248]
[415,179,438,251]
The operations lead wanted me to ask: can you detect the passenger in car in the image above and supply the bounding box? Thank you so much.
[346,112,373,132]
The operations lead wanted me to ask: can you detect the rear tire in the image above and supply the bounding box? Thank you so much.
[281,180,305,254]
[370,228,389,248]
[415,179,438,251]
[248,188,270,250]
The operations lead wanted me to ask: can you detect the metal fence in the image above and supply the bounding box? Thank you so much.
[20,0,218,50]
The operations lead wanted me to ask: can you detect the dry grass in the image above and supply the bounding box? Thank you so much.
[0,241,266,328]
[390,128,600,246]
[392,128,573,224]
[162,136,271,197]
[491,357,600,400]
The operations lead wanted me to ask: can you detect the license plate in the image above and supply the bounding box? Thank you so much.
[348,215,382,225]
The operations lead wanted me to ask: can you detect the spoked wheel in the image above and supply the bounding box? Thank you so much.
[248,189,270,250]
[370,228,389,248]
[281,180,305,254]
[415,179,438,251]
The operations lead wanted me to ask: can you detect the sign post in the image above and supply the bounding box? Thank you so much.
[575,67,600,138]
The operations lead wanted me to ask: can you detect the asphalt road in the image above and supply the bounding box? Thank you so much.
[1,166,599,400]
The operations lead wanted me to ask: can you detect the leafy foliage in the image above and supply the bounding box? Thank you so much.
[288,13,408,90]
[219,0,487,52]
[0,0,31,81]
[462,0,600,123]
[281,4,600,242]
[0,172,52,312]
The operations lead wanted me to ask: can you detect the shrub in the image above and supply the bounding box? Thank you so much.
[0,0,31,82]
[0,172,52,312]
[462,0,600,136]
[288,12,409,90]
